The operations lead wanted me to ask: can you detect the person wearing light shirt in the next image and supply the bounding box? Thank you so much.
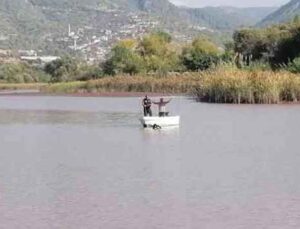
[153,98,172,117]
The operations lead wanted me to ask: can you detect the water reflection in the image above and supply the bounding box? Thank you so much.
[141,126,180,138]
[0,96,300,229]
[0,109,139,127]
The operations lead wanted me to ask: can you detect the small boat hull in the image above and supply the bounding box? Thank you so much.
[140,116,180,128]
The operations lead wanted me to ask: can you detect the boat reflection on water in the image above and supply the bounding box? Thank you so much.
[140,116,180,129]
[141,125,180,137]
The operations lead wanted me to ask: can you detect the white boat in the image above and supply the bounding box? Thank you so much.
[140,116,180,128]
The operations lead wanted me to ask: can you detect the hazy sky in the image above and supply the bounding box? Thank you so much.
[170,0,290,8]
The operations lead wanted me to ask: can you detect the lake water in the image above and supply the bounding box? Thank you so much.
[0,96,299,229]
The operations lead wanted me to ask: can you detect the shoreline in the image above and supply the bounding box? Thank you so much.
[0,89,300,105]
[2,69,300,104]
[0,90,178,98]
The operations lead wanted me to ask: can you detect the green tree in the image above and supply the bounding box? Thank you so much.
[233,29,267,65]
[232,21,300,68]
[44,56,78,82]
[0,63,49,83]
[103,43,145,75]
[221,41,235,62]
[75,65,103,81]
[139,32,171,57]
[139,32,180,74]
[181,38,220,71]
[191,38,220,55]
[287,57,300,73]
[272,27,300,65]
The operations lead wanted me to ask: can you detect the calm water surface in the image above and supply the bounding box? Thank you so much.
[0,96,299,229]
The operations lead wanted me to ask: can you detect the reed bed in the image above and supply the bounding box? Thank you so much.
[43,73,202,94]
[43,70,300,104]
[2,69,300,104]
[43,81,86,93]
[0,83,46,91]
[195,69,300,104]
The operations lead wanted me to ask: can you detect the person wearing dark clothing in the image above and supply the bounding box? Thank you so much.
[142,95,152,116]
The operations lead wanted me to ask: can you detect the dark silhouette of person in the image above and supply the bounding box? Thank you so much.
[142,95,152,116]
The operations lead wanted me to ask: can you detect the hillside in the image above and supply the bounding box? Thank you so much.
[134,1,276,30]
[184,6,276,31]
[259,0,300,26]
[0,0,276,58]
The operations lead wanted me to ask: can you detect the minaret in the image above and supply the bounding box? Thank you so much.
[74,38,77,51]
[68,24,71,37]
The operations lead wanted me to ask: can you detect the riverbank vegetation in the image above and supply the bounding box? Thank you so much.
[0,82,46,91]
[233,16,300,69]
[0,63,50,83]
[1,67,295,104]
[2,19,300,103]
[41,73,200,94]
[50,69,300,104]
[195,68,300,104]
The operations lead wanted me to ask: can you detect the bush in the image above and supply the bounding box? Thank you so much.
[44,56,78,82]
[182,51,219,71]
[103,31,183,75]
[243,61,272,71]
[287,57,300,73]
[233,19,300,67]
[181,37,220,71]
[103,45,145,75]
[75,66,104,81]
[0,63,50,83]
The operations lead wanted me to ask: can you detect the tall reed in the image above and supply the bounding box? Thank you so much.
[195,68,300,104]
[3,69,300,104]
[43,74,201,94]
[0,83,46,91]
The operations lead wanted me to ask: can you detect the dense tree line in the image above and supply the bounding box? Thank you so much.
[102,31,221,76]
[233,16,300,70]
[4,19,300,84]
[0,32,223,83]
[0,58,104,83]
[0,63,50,83]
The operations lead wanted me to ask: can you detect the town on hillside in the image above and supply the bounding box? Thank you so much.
[0,9,204,67]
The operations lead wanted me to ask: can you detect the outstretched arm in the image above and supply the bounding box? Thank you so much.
[166,98,172,104]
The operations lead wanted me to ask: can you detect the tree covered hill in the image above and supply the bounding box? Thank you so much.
[259,0,300,26]
[0,0,276,53]
[131,0,276,30]
[183,6,276,31]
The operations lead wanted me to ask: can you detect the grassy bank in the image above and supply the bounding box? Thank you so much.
[1,69,300,104]
[0,83,47,91]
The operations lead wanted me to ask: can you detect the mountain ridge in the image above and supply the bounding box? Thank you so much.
[132,0,276,30]
[0,0,276,54]
[259,0,300,26]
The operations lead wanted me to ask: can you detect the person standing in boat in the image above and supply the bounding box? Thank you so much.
[142,95,152,116]
[153,97,172,117]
